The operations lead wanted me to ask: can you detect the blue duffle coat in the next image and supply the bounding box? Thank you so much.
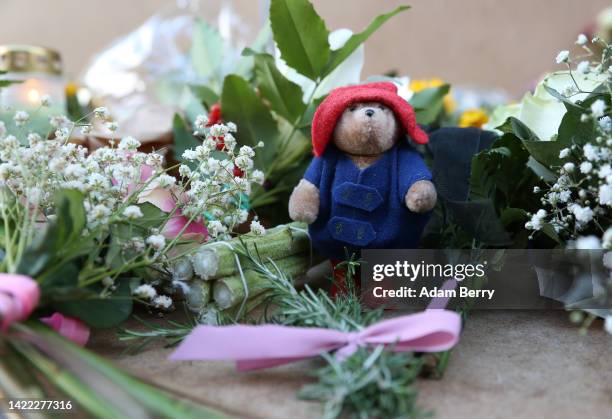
[304,143,433,259]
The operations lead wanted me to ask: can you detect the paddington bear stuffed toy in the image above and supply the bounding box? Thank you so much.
[288,82,436,292]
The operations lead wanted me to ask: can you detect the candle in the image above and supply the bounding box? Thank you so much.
[0,45,67,134]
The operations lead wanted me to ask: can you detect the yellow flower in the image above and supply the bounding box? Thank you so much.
[409,78,456,113]
[458,108,489,128]
[65,82,78,97]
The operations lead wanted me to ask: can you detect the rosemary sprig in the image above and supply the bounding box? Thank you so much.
[232,242,429,419]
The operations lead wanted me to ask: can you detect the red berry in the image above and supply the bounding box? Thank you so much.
[233,165,244,178]
[215,135,225,150]
[206,103,222,127]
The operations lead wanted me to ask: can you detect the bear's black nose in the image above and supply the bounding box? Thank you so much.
[365,108,375,117]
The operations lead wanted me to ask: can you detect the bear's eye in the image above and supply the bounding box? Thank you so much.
[349,106,356,112]
[377,105,385,110]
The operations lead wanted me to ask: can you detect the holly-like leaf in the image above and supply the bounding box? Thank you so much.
[322,5,410,78]
[251,51,306,122]
[220,74,279,169]
[269,0,330,80]
[189,84,219,109]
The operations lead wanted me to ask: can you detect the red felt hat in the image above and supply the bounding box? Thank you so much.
[311,82,428,157]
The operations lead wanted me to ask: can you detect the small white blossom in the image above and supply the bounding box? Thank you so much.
[576,61,589,74]
[525,209,547,230]
[133,284,157,300]
[118,136,141,151]
[579,161,593,174]
[146,234,166,250]
[569,204,593,224]
[252,169,265,185]
[563,162,575,172]
[559,148,571,158]
[93,107,110,120]
[178,164,192,177]
[239,145,255,157]
[555,50,570,64]
[156,174,176,188]
[250,220,266,236]
[106,121,118,132]
[55,127,70,141]
[152,295,173,309]
[599,184,612,205]
[583,143,599,161]
[81,125,92,135]
[603,228,612,249]
[123,205,143,220]
[40,94,52,107]
[590,100,606,118]
[13,111,29,126]
[207,220,227,237]
[102,276,114,287]
[576,34,588,45]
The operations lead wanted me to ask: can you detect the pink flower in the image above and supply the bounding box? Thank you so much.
[0,274,40,331]
[134,165,208,242]
[41,313,90,346]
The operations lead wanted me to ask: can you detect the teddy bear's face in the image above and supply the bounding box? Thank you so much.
[332,101,400,156]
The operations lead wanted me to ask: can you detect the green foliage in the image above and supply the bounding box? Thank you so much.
[300,347,426,419]
[410,84,450,125]
[53,279,133,328]
[190,18,225,85]
[270,0,331,80]
[172,113,200,166]
[18,189,88,277]
[249,50,307,122]
[220,74,280,168]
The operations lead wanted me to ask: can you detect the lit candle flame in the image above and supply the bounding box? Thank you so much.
[27,88,40,104]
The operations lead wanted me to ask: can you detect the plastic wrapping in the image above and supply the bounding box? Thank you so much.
[81,0,262,143]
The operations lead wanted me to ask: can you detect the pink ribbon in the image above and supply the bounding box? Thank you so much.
[169,309,461,371]
[0,274,90,346]
[40,312,90,346]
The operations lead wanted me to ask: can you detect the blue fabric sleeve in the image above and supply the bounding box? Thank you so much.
[303,155,324,188]
[398,148,432,200]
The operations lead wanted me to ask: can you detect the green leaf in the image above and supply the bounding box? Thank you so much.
[445,199,513,246]
[54,280,133,328]
[190,18,224,79]
[269,0,330,80]
[251,52,306,122]
[323,5,410,77]
[235,21,273,78]
[189,84,219,109]
[409,85,450,125]
[172,114,199,165]
[18,189,87,277]
[499,117,565,168]
[220,74,279,169]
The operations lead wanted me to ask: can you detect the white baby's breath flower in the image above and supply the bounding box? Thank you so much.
[80,125,92,135]
[207,220,227,237]
[257,141,264,148]
[234,155,253,170]
[118,136,141,151]
[55,127,70,141]
[106,121,118,132]
[133,284,157,300]
[252,169,265,185]
[152,295,173,310]
[145,153,163,167]
[603,228,612,249]
[13,111,29,126]
[178,164,192,177]
[146,234,166,250]
[599,184,612,205]
[239,145,255,157]
[559,148,571,158]
[590,100,606,118]
[182,149,197,161]
[569,204,593,224]
[555,50,570,64]
[583,143,599,161]
[226,122,237,132]
[123,205,143,220]
[599,116,612,132]
[250,220,266,236]
[576,34,588,45]
[156,174,176,188]
[93,107,110,120]
[525,209,547,230]
[194,115,207,132]
[563,162,575,172]
[576,61,590,74]
[40,94,52,107]
[579,161,593,174]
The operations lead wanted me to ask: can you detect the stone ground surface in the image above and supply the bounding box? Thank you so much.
[90,311,612,419]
